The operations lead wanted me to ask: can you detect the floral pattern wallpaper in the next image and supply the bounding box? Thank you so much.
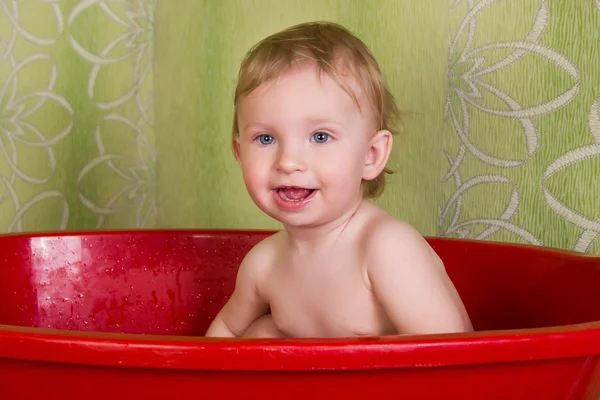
[440,0,599,254]
[72,0,156,229]
[0,0,156,231]
[0,1,598,255]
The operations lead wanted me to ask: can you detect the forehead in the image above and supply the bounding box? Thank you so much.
[238,62,370,126]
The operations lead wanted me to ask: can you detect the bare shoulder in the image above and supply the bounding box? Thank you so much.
[362,208,473,334]
[237,231,283,280]
[242,232,282,264]
[363,210,438,267]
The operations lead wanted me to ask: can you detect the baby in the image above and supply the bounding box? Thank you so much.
[205,21,473,338]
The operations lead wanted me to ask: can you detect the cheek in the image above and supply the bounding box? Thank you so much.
[321,143,366,170]
[316,150,364,185]
[241,162,262,181]
[239,150,270,181]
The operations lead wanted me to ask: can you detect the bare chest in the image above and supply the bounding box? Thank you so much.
[264,253,393,337]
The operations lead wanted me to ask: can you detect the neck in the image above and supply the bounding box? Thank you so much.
[282,198,367,254]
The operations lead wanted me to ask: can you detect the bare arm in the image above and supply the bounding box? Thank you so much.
[205,245,271,337]
[367,223,473,335]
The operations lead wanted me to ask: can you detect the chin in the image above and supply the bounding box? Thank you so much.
[279,212,339,229]
[258,208,316,228]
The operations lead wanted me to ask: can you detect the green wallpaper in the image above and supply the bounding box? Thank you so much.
[155,0,600,255]
[440,0,600,254]
[155,0,451,232]
[1,1,598,255]
[0,0,156,231]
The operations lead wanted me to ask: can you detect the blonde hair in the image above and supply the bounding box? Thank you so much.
[232,21,401,198]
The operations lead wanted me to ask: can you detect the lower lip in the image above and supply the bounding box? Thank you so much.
[272,189,317,211]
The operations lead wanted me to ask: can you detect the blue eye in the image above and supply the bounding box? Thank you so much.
[257,134,274,145]
[312,132,331,144]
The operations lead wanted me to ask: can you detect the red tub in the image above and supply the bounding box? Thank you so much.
[0,229,599,399]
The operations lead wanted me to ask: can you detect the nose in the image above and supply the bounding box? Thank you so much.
[275,143,306,174]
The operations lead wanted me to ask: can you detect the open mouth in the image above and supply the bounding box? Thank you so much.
[275,186,317,202]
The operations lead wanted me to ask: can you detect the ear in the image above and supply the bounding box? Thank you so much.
[233,137,242,165]
[363,129,393,181]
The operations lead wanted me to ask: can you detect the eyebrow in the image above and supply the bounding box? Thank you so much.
[304,117,339,125]
[242,117,346,132]
[241,122,273,133]
[303,117,347,132]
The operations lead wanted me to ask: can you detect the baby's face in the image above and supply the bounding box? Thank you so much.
[235,63,376,228]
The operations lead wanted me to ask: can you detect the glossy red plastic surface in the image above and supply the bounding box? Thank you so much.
[1,230,599,399]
